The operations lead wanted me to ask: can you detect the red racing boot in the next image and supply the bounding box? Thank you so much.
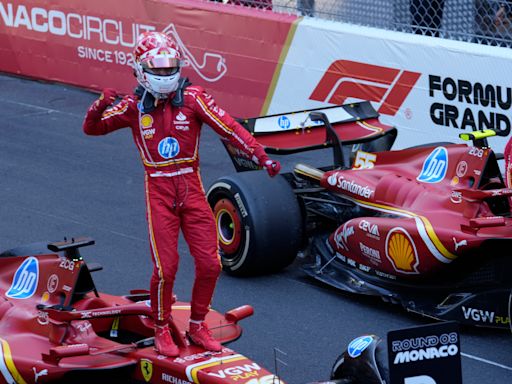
[188,321,222,351]
[154,324,180,357]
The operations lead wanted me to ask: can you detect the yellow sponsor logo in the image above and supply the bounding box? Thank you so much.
[141,359,153,382]
[141,114,154,128]
[41,292,50,303]
[386,229,419,273]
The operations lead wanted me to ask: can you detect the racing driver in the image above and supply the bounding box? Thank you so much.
[82,31,280,357]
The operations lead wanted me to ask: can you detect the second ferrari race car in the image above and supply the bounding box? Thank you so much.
[0,237,283,384]
[206,101,512,330]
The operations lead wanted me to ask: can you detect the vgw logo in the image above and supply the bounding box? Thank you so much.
[6,257,39,299]
[310,60,421,116]
[417,147,448,183]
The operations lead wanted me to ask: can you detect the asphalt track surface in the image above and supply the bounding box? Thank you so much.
[0,73,511,383]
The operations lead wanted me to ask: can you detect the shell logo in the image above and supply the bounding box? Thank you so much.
[385,228,419,274]
[140,114,153,128]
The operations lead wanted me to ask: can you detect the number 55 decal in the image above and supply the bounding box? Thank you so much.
[353,151,377,169]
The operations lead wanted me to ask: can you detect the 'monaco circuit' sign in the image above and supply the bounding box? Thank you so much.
[0,0,295,117]
[2,1,512,149]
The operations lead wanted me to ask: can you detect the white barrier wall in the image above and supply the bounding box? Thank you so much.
[270,19,512,151]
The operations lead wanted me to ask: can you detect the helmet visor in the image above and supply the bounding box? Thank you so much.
[142,56,181,69]
[144,67,180,76]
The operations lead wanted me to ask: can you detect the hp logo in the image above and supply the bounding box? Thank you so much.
[158,137,180,159]
[348,335,373,358]
[417,147,448,183]
[6,257,39,299]
[277,116,291,130]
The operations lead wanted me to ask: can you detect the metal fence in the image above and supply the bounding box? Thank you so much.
[208,0,512,47]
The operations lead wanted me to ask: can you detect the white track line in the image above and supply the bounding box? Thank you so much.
[462,352,512,371]
[1,98,84,118]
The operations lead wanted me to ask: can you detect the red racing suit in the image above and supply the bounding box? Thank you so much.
[83,85,269,323]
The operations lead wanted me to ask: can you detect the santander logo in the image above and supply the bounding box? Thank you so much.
[310,60,421,116]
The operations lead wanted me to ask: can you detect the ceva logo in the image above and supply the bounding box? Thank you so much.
[310,60,421,116]
[348,335,373,358]
[417,147,448,183]
[6,257,39,299]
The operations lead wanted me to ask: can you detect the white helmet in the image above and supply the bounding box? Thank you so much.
[133,31,183,99]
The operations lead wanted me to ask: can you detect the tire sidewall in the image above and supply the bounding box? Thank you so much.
[207,172,302,275]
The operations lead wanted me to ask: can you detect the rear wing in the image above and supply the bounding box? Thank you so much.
[222,101,397,171]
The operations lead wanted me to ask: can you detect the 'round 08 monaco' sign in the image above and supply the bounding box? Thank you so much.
[387,321,462,384]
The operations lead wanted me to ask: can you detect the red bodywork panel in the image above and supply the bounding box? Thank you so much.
[0,248,281,384]
[222,101,511,283]
[322,144,512,278]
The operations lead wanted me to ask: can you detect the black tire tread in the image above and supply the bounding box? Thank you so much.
[207,171,303,276]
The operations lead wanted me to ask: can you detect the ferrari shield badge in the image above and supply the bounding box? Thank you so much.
[141,359,153,382]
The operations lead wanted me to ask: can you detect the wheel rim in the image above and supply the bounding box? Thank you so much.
[213,198,242,255]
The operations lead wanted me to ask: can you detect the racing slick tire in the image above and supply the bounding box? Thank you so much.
[207,171,303,276]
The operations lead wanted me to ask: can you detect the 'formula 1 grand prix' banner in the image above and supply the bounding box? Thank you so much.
[0,0,296,117]
[267,18,512,152]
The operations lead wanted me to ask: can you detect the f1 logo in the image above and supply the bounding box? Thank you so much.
[310,60,421,116]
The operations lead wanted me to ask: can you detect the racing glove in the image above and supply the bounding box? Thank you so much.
[252,146,280,177]
[89,88,118,114]
[263,159,281,177]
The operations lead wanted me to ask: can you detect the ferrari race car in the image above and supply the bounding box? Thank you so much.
[206,101,512,330]
[0,237,283,384]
